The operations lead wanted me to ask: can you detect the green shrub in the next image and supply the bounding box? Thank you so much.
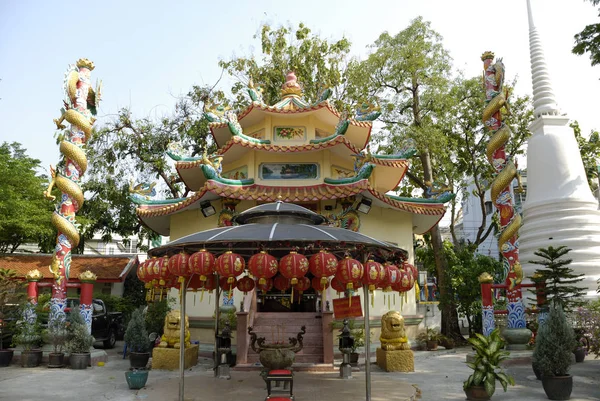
[46,318,67,353]
[145,299,171,336]
[125,308,150,353]
[464,329,514,397]
[533,304,576,377]
[12,304,42,351]
[65,307,95,354]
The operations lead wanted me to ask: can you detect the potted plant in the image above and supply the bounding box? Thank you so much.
[65,306,95,370]
[533,304,577,400]
[124,307,150,369]
[349,324,365,366]
[416,327,441,351]
[46,318,67,368]
[0,268,26,367]
[438,334,455,349]
[463,329,514,400]
[12,304,43,368]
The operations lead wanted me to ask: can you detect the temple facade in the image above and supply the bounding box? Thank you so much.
[133,72,452,360]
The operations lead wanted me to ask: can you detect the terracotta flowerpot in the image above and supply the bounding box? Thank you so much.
[48,352,65,368]
[541,375,573,400]
[0,349,13,367]
[464,385,491,400]
[129,352,150,369]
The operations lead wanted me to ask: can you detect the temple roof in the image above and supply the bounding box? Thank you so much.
[175,135,413,193]
[208,101,373,150]
[0,253,138,283]
[134,179,453,236]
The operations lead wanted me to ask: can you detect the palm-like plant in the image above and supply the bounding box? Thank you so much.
[463,329,515,397]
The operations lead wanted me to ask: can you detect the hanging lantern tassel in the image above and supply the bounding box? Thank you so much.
[415,282,420,302]
[394,293,396,306]
[321,278,328,309]
[424,283,429,301]
[291,278,298,303]
[200,288,205,302]
[346,283,354,307]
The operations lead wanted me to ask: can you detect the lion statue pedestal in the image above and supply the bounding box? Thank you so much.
[152,310,198,370]
[376,311,414,372]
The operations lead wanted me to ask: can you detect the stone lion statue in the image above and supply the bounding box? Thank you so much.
[380,310,410,351]
[158,310,191,349]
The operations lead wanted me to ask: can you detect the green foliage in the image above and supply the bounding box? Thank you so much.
[145,299,171,336]
[94,276,146,325]
[529,246,586,312]
[336,320,365,353]
[219,23,352,110]
[572,0,600,66]
[463,329,514,397]
[46,317,67,353]
[571,121,600,192]
[0,142,54,253]
[580,299,600,358]
[65,307,95,353]
[533,304,576,376]
[124,308,150,353]
[416,240,504,335]
[12,304,43,351]
[218,308,238,331]
[0,269,26,349]
[416,327,442,345]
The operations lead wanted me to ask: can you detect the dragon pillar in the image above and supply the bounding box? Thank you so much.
[44,59,101,324]
[481,52,527,336]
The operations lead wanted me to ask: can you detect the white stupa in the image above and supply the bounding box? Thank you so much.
[519,0,600,297]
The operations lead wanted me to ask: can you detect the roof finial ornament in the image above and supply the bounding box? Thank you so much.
[526,0,560,117]
[281,71,303,98]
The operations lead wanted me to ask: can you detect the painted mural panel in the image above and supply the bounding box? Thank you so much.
[273,126,306,141]
[222,166,248,180]
[260,163,319,180]
[331,165,354,179]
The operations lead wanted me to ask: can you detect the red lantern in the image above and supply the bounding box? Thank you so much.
[219,276,237,291]
[311,276,329,293]
[335,256,364,291]
[145,258,158,283]
[279,251,309,285]
[362,259,385,292]
[202,274,217,291]
[215,251,245,284]
[379,263,400,292]
[156,256,170,286]
[330,276,346,293]
[168,252,191,282]
[248,251,278,285]
[404,262,419,282]
[294,276,311,293]
[237,276,256,294]
[309,250,338,290]
[137,260,148,283]
[273,275,291,292]
[256,278,273,292]
[189,249,215,283]
[187,274,203,291]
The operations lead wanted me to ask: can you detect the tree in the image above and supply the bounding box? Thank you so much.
[350,17,462,339]
[571,121,600,193]
[219,23,353,110]
[529,246,586,312]
[0,269,26,349]
[572,0,600,67]
[0,142,54,253]
[445,77,533,247]
[417,240,504,336]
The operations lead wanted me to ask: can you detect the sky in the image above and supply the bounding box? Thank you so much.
[1,0,599,176]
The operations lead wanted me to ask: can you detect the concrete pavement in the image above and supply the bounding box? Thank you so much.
[0,342,598,401]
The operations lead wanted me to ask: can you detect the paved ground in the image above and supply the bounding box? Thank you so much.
[1,342,599,401]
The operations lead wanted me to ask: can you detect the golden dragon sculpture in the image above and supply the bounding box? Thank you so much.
[481,52,525,329]
[44,58,101,321]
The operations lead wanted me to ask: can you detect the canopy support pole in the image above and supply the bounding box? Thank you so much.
[363,284,371,401]
[179,278,187,401]
[214,274,220,377]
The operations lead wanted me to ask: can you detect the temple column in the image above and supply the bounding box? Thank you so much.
[78,271,97,334]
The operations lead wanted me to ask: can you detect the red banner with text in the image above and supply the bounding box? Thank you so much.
[332,296,363,319]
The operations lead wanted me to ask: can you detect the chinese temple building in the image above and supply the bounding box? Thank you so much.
[133,72,452,365]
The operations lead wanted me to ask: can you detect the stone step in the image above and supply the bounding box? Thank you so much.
[233,363,335,372]
[253,318,322,326]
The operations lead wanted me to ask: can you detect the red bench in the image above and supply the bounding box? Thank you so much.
[265,369,293,400]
